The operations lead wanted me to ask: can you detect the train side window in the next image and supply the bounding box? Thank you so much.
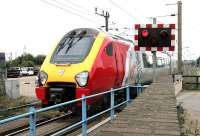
[142,53,153,68]
[106,43,113,56]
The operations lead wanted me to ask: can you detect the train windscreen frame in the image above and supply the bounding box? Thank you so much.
[50,28,98,64]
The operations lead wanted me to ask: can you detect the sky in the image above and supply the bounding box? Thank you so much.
[0,0,199,60]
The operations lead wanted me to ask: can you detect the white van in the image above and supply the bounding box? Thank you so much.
[20,67,34,76]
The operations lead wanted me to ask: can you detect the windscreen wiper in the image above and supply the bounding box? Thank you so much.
[65,30,87,54]
[57,31,76,53]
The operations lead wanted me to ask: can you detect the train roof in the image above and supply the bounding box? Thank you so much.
[64,28,134,48]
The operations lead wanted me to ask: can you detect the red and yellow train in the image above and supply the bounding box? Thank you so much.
[35,28,137,108]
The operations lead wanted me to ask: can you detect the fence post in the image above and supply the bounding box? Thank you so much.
[139,84,142,94]
[29,107,36,136]
[82,95,87,136]
[137,83,141,95]
[126,86,130,105]
[196,76,199,89]
[110,88,114,119]
[172,74,175,83]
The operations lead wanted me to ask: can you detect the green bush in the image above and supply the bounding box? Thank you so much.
[6,53,46,68]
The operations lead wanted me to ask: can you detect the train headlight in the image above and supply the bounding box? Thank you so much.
[75,71,89,87]
[37,71,48,86]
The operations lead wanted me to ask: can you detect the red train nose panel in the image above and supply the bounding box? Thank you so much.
[35,87,46,100]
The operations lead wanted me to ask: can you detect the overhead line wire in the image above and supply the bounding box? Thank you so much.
[64,0,93,15]
[108,0,141,22]
[51,0,101,24]
[55,0,94,17]
[40,0,101,25]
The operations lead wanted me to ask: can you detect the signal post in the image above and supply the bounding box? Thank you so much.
[152,18,157,81]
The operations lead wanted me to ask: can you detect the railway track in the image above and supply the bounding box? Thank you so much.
[0,108,117,136]
[0,111,73,136]
[0,101,41,115]
[0,101,41,121]
[29,111,110,136]
[0,91,129,135]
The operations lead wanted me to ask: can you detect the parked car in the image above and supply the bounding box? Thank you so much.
[33,67,40,75]
[20,67,34,76]
[7,67,21,78]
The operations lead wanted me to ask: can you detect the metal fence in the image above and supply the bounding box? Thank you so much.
[0,84,143,136]
[183,75,200,90]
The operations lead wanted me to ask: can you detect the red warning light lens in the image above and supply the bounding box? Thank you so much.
[160,30,168,38]
[141,30,149,38]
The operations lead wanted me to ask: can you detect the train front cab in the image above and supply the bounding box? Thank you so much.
[35,28,104,107]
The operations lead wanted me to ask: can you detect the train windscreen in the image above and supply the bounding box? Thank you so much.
[51,29,96,64]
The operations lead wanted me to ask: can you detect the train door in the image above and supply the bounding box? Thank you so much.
[113,43,125,88]
[94,42,116,91]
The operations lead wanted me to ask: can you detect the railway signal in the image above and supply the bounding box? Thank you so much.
[134,24,175,51]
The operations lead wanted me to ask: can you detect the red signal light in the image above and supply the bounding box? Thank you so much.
[160,30,168,38]
[141,30,149,38]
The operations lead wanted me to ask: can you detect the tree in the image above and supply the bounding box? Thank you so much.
[34,55,46,66]
[22,54,34,62]
[10,56,22,67]
[21,60,35,67]
[6,53,46,68]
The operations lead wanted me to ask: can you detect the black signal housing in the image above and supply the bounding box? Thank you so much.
[138,28,171,47]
